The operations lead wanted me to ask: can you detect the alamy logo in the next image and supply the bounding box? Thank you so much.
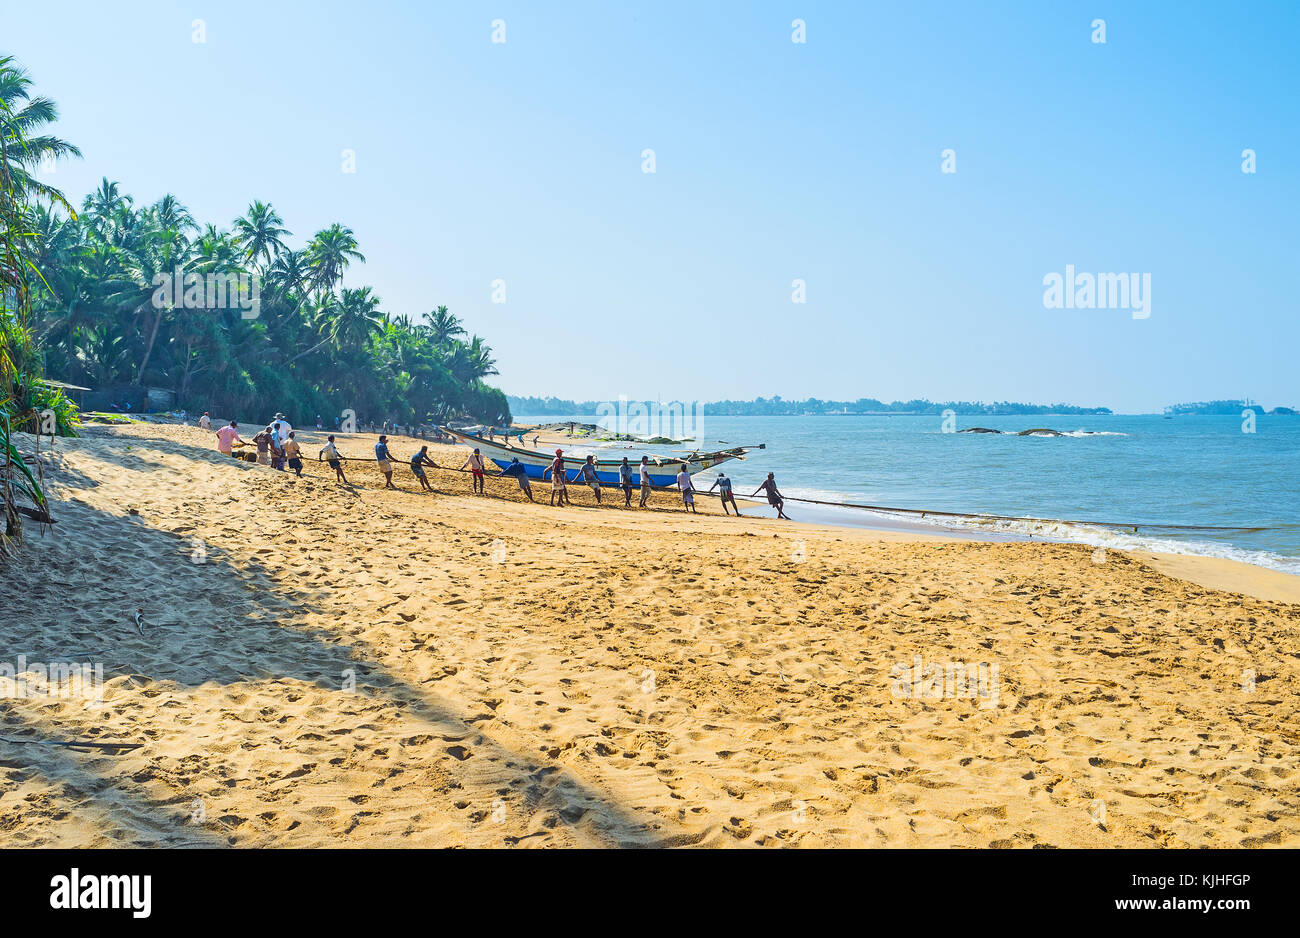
[49,869,151,918]
[890,655,999,709]
[594,397,704,444]
[151,264,260,319]
[1,656,103,700]
[1042,265,1150,319]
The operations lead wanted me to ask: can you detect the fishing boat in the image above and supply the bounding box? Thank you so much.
[440,427,764,486]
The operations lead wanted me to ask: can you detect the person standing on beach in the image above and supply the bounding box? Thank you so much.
[752,472,790,520]
[215,420,243,457]
[410,445,436,492]
[619,457,634,507]
[639,456,652,507]
[709,471,741,516]
[375,434,397,489]
[499,457,534,502]
[461,447,486,494]
[677,464,696,513]
[283,431,304,476]
[199,412,211,431]
[269,432,286,471]
[575,455,603,503]
[253,426,273,465]
[320,435,348,483]
[544,449,569,507]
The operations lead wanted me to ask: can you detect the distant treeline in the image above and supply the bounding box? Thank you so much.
[508,395,1114,417]
[1165,400,1297,416]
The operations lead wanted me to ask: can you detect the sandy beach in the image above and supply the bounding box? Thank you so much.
[1,420,1297,848]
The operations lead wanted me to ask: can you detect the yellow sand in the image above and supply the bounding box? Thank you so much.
[1,421,1296,847]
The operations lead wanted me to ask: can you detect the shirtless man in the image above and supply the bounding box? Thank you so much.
[283,431,304,476]
[752,472,790,520]
[575,455,602,504]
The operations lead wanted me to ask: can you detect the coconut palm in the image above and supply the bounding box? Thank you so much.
[0,55,82,213]
[234,200,290,270]
[425,304,465,346]
[305,223,364,296]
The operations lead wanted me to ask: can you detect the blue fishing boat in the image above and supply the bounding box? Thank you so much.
[440,427,763,487]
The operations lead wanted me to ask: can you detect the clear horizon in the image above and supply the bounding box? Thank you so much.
[8,0,1298,413]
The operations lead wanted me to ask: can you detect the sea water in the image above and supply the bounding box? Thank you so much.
[516,413,1300,575]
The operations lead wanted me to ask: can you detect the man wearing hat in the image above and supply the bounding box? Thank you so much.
[544,449,570,507]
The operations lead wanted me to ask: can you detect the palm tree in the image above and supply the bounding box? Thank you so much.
[0,55,82,213]
[151,193,198,242]
[425,304,465,346]
[234,200,290,271]
[305,223,364,296]
[83,178,129,236]
[317,286,384,351]
[447,335,498,384]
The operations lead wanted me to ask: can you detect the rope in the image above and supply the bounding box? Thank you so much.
[231,444,1272,534]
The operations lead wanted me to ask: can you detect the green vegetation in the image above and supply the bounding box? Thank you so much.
[1,53,68,549]
[5,52,510,434]
[1164,400,1296,416]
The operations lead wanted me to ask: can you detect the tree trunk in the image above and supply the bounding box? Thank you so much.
[137,304,165,386]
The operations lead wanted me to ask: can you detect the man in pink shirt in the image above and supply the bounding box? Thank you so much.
[215,420,244,456]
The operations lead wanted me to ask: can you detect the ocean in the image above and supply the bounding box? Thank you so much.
[515,413,1300,575]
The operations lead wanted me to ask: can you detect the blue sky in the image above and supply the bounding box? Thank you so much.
[6,0,1297,412]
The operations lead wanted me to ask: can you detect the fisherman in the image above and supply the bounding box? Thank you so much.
[709,471,741,516]
[410,445,436,492]
[269,431,286,471]
[499,457,534,502]
[283,431,304,477]
[316,414,322,430]
[271,415,293,444]
[618,457,634,507]
[198,411,211,431]
[568,455,600,503]
[215,420,243,457]
[639,456,653,507]
[375,434,397,489]
[544,449,569,507]
[753,472,790,520]
[461,447,486,494]
[677,464,696,513]
[253,426,273,465]
[532,434,540,448]
[320,435,348,483]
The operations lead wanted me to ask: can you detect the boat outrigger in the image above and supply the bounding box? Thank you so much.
[440,427,765,487]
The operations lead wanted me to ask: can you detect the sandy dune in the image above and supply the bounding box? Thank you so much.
[1,422,1296,847]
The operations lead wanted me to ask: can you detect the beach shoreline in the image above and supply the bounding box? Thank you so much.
[2,421,1297,847]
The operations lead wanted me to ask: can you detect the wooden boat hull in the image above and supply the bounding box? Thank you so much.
[441,427,755,487]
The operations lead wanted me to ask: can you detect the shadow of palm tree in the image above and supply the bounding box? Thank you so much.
[5,476,682,847]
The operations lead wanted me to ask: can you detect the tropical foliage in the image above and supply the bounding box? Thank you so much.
[4,53,511,433]
[2,53,73,549]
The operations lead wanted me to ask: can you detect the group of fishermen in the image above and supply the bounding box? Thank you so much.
[204,413,790,519]
[445,445,789,519]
